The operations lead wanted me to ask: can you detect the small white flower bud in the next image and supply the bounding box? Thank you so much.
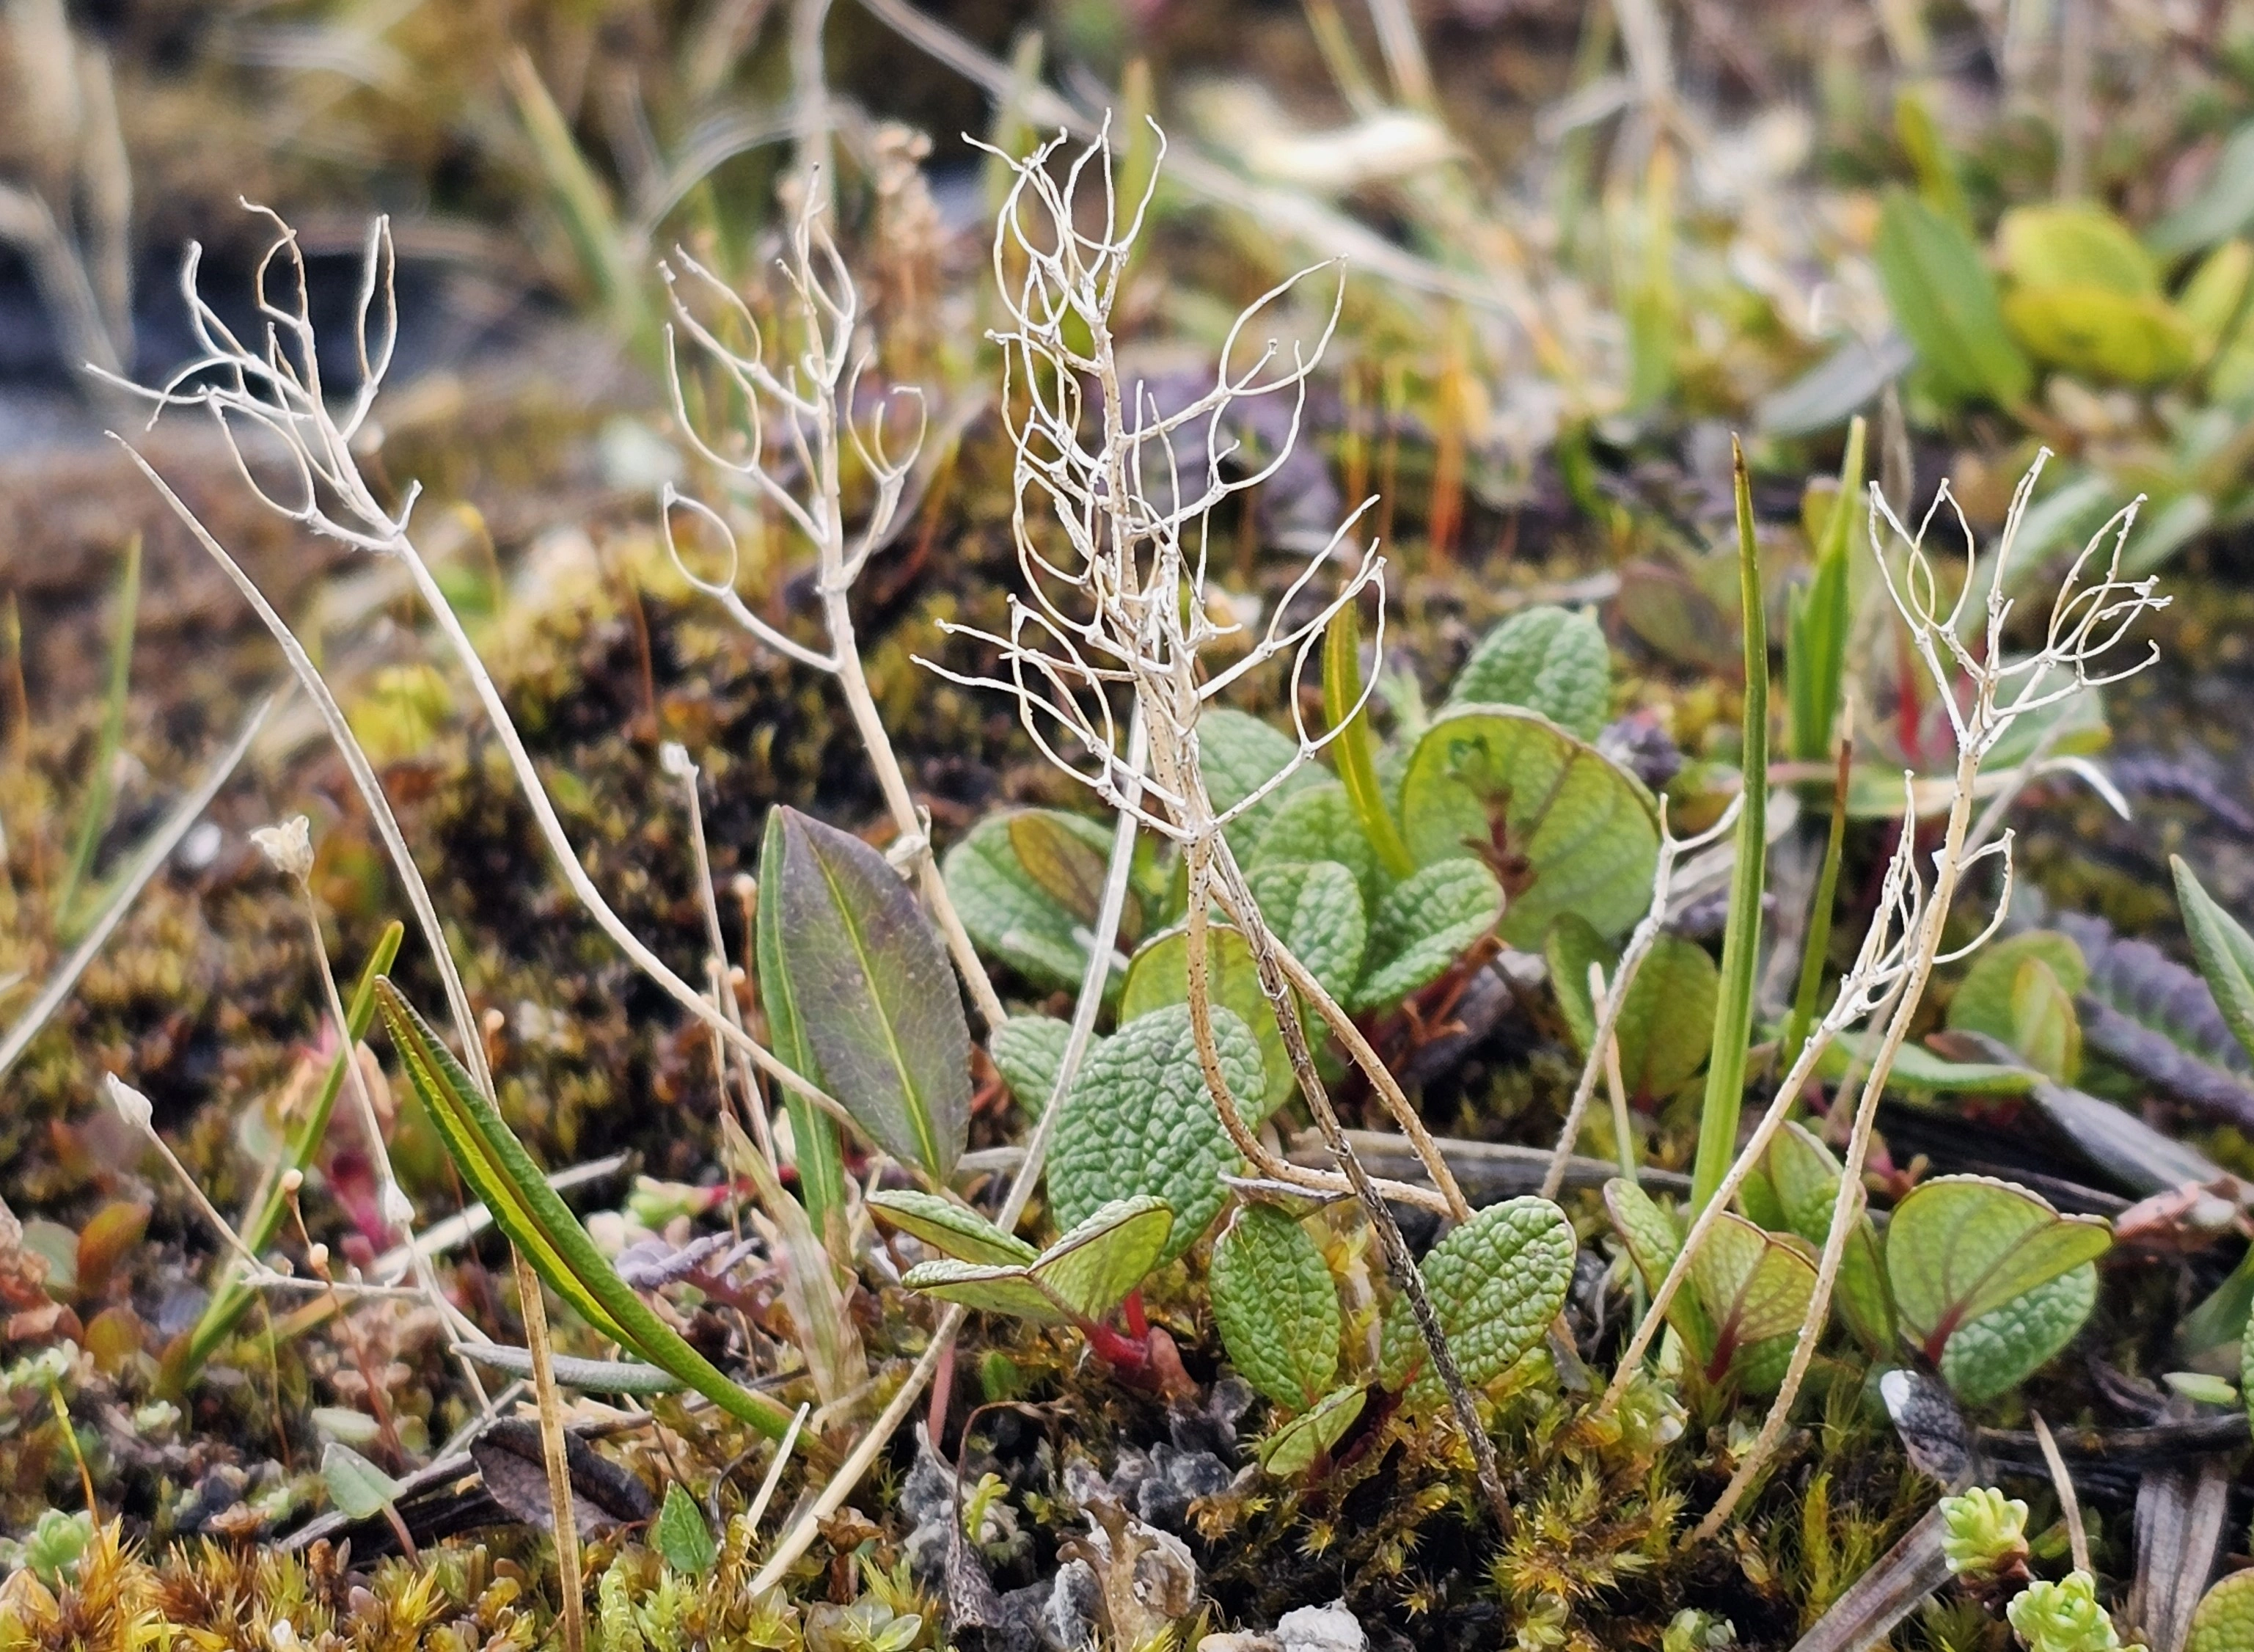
[251,815,315,881]
[280,1168,304,1195]
[659,742,695,779]
[103,1072,154,1133]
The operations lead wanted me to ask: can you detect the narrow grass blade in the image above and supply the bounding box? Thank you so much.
[1322,599,1416,880]
[1783,740,1852,1072]
[376,981,802,1443]
[1691,441,1768,1213]
[1785,418,1863,765]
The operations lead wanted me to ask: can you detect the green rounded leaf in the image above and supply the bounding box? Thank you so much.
[1030,1196,1175,1321]
[1352,859,1504,1010]
[2150,122,2254,255]
[1256,1384,1366,1477]
[1547,916,1718,1105]
[1938,1263,2098,1403]
[989,1015,1077,1116]
[2002,285,2195,385]
[1690,1215,1818,1392]
[1751,1122,1894,1350]
[1948,931,2087,1042]
[901,1257,1072,1323]
[1447,606,1612,740]
[1886,1175,2112,1367]
[2187,1568,2254,1652]
[1999,205,2160,296]
[1050,1004,1260,1264]
[869,1189,1038,1267]
[1121,925,1294,1116]
[1399,707,1659,946]
[1211,1205,1342,1408]
[1253,783,1386,912]
[1379,1196,1578,1401]
[322,1442,400,1521]
[1245,860,1366,1004]
[772,806,972,1183]
[1199,708,1322,847]
[945,809,1116,993]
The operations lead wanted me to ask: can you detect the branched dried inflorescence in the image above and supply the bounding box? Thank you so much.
[1602,452,2167,1540]
[929,123,1517,1527]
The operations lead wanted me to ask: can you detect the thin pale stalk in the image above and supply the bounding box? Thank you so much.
[1595,963,1638,1183]
[1210,839,1514,1531]
[1694,766,1981,1538]
[117,443,493,1103]
[514,1249,586,1652]
[1783,737,1854,1071]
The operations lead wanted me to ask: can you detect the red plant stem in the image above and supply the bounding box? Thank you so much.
[1121,1290,1149,1339]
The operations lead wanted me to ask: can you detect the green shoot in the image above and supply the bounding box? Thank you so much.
[1691,441,1768,1214]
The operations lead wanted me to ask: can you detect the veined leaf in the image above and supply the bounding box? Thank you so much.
[1199,708,1322,848]
[1210,1205,1342,1409]
[1256,1384,1366,1477]
[2008,958,2083,1083]
[1378,1196,1576,1403]
[1029,1196,1174,1320]
[899,1196,1174,1326]
[1050,1004,1261,1263]
[1446,605,1611,740]
[868,1188,1038,1266]
[1875,189,2033,409]
[1745,1122,1894,1351]
[1545,914,1718,1105]
[1949,931,2087,1041]
[1885,1175,2112,1369]
[771,805,971,1183]
[1121,924,1293,1116]
[1606,1180,1716,1359]
[1938,1264,2097,1403]
[375,982,799,1443]
[945,809,1118,992]
[655,1483,718,1574]
[758,808,845,1240]
[1351,859,1503,1010]
[1253,783,1386,911]
[988,1014,1077,1118]
[1399,706,1659,945]
[1688,1215,1818,1392]
[2172,856,2254,1066]
[1245,860,1366,1004]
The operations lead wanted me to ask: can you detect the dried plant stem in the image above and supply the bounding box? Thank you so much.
[1214,880,1470,1222]
[1594,964,1637,1183]
[514,1249,585,1652]
[1693,767,1983,1540]
[747,723,1151,1593]
[1543,797,1740,1200]
[2031,1413,2090,1574]
[1198,840,1512,1530]
[117,447,494,1104]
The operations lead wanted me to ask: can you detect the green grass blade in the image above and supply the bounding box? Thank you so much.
[169,921,403,1392]
[54,534,142,938]
[1322,599,1416,880]
[1691,442,1769,1213]
[1785,418,1864,764]
[375,982,800,1442]
[1782,743,1852,1074]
